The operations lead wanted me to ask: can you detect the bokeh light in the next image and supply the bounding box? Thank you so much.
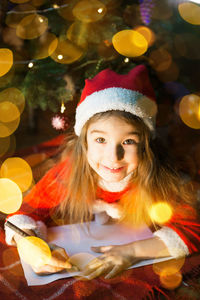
[0,102,20,123]
[112,30,148,57]
[67,22,88,49]
[33,32,58,60]
[16,14,48,39]
[178,2,200,25]
[0,49,13,77]
[160,267,182,290]
[72,0,107,23]
[135,26,155,47]
[149,48,172,72]
[0,178,22,214]
[57,0,77,21]
[149,202,172,224]
[0,87,25,115]
[51,39,84,64]
[17,236,51,268]
[179,94,200,129]
[0,157,33,192]
[5,4,36,29]
[0,136,10,157]
[0,117,20,138]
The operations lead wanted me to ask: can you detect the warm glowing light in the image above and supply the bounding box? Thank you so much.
[0,102,20,123]
[0,136,10,157]
[0,87,25,115]
[149,48,172,72]
[153,255,185,276]
[16,14,48,39]
[179,94,200,129]
[112,30,148,57]
[0,118,20,138]
[33,32,58,60]
[5,4,36,29]
[0,178,22,214]
[178,2,200,25]
[17,236,51,268]
[149,202,172,224]
[28,62,34,68]
[66,22,88,49]
[0,48,13,77]
[60,102,66,113]
[72,0,107,23]
[160,267,182,290]
[124,57,129,63]
[53,4,59,9]
[0,157,33,192]
[135,26,155,47]
[51,39,84,64]
[58,54,63,60]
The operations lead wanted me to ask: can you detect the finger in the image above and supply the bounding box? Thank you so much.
[82,259,104,276]
[84,265,109,280]
[91,246,113,253]
[104,265,124,279]
[48,256,72,269]
[32,264,65,275]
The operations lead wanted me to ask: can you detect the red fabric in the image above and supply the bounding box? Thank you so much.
[8,158,200,255]
[79,65,156,104]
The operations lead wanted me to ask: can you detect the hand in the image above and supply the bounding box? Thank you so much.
[81,243,140,280]
[31,245,76,275]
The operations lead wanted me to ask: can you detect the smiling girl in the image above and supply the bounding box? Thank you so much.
[5,65,200,278]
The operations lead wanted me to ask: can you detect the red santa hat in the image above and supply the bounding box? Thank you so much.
[74,64,157,136]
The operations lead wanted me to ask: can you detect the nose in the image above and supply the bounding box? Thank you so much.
[109,144,124,161]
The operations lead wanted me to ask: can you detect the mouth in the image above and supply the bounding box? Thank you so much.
[103,165,124,173]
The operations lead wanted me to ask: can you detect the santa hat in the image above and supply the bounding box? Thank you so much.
[74,64,157,136]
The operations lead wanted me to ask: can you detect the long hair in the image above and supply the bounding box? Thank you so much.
[54,110,194,227]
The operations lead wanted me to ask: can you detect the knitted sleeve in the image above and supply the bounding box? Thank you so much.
[154,204,200,257]
[5,159,69,245]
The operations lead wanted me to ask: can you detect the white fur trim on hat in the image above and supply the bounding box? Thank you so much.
[74,87,157,136]
[5,215,47,246]
[153,226,189,258]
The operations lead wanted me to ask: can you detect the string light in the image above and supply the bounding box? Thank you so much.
[6,4,69,16]
[28,62,34,68]
[57,54,63,60]
[60,101,66,113]
[124,57,129,63]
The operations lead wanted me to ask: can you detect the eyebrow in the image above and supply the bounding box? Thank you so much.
[90,130,140,136]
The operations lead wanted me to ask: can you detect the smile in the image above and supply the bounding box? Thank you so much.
[103,165,124,173]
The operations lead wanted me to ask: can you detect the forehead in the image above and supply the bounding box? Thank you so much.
[87,115,138,133]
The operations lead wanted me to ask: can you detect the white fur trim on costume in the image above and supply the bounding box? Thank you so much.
[153,226,189,258]
[74,87,157,136]
[93,200,122,219]
[5,215,47,246]
[95,212,110,225]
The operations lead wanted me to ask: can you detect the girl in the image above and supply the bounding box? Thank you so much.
[5,65,200,279]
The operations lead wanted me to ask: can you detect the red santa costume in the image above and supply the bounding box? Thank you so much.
[4,65,200,259]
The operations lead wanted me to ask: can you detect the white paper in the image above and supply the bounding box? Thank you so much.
[20,221,172,286]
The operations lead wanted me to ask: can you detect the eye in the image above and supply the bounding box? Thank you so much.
[123,139,137,145]
[96,137,105,143]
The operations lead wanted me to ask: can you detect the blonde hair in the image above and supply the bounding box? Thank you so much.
[54,111,194,227]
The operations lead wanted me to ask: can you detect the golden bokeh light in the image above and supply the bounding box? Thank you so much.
[149,202,172,224]
[0,49,13,77]
[178,2,200,25]
[135,26,155,47]
[0,68,14,89]
[0,102,20,123]
[179,94,200,129]
[5,4,36,29]
[160,267,182,290]
[33,32,58,60]
[72,0,107,23]
[57,0,77,21]
[51,39,84,64]
[67,22,88,49]
[0,136,10,157]
[0,117,20,138]
[17,236,51,268]
[0,178,22,214]
[149,48,172,72]
[112,30,148,57]
[16,14,48,39]
[0,157,33,192]
[153,255,185,276]
[0,87,25,114]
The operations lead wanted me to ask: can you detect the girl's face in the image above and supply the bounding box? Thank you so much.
[86,115,140,183]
